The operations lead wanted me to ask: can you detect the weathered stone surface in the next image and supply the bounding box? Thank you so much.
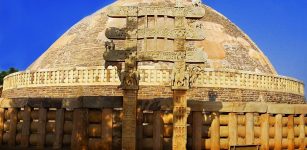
[26,0,276,75]
[2,86,305,104]
[267,104,295,114]
[293,105,307,114]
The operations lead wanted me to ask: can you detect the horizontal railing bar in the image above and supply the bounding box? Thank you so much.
[2,67,304,96]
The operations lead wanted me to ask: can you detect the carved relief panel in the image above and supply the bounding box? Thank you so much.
[104,3,206,90]
[106,5,205,52]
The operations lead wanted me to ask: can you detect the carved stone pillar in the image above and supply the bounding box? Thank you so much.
[121,37,139,149]
[172,90,190,150]
[122,90,138,150]
[171,2,191,149]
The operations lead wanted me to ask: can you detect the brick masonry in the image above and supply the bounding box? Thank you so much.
[2,86,305,104]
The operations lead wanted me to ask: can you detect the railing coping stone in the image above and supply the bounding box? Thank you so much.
[1,98,306,114]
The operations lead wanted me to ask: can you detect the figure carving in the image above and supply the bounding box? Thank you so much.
[122,52,139,89]
[172,62,189,89]
[188,65,202,87]
[105,40,115,52]
[196,22,203,29]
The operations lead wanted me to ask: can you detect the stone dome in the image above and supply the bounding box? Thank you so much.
[3,0,304,104]
[27,0,276,75]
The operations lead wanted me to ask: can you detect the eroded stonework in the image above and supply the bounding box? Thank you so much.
[27,0,276,75]
[2,86,305,104]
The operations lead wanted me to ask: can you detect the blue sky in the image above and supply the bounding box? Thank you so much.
[0,0,306,90]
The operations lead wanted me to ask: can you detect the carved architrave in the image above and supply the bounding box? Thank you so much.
[137,50,207,62]
[107,6,138,17]
[137,51,186,62]
[109,6,205,18]
[104,49,207,63]
[106,27,205,40]
[138,6,173,16]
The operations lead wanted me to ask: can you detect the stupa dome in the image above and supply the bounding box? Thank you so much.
[27,0,276,75]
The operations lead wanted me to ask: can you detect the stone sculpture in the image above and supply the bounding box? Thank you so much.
[104,40,115,52]
[192,0,202,7]
[122,52,139,90]
[188,65,202,87]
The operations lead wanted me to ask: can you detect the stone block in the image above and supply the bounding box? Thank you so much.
[294,105,307,114]
[267,104,295,114]
[244,102,267,113]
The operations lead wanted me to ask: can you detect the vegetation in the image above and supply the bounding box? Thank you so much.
[0,68,19,85]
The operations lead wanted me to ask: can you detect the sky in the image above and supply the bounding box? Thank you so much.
[0,0,306,92]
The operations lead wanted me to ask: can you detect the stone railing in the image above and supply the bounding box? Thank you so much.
[2,67,172,90]
[0,98,307,149]
[193,69,305,96]
[3,67,304,96]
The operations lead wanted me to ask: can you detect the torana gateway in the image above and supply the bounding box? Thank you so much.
[0,0,306,149]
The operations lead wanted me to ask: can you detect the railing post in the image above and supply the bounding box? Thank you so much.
[0,108,4,145]
[211,112,220,150]
[287,115,294,150]
[153,110,163,150]
[245,113,254,144]
[137,108,143,150]
[38,107,47,148]
[192,111,202,150]
[8,108,17,146]
[54,108,65,149]
[299,114,306,150]
[71,108,88,150]
[260,114,269,150]
[274,114,282,150]
[229,113,238,146]
[101,108,113,150]
[21,106,31,147]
